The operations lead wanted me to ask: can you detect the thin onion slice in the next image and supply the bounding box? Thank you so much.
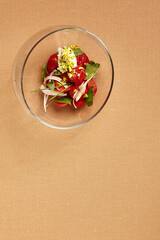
[40,85,67,96]
[43,76,68,88]
[44,94,48,112]
[72,99,77,109]
[74,78,92,102]
[49,69,57,76]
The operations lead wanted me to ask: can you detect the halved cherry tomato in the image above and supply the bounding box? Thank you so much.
[55,81,72,93]
[69,67,86,85]
[60,73,70,82]
[87,78,97,96]
[69,84,80,98]
[76,53,89,67]
[47,53,58,73]
[55,81,65,92]
[45,69,50,77]
[55,102,69,107]
[63,85,73,93]
[72,98,85,108]
[69,84,88,103]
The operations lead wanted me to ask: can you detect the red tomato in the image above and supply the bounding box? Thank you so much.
[69,84,88,104]
[69,84,80,98]
[76,53,89,67]
[55,81,65,92]
[47,53,58,73]
[63,85,73,93]
[72,98,85,108]
[87,78,97,96]
[69,67,86,85]
[60,73,70,82]
[55,81,72,93]
[45,69,50,77]
[55,102,69,107]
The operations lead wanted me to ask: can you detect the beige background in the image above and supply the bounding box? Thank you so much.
[0,0,160,239]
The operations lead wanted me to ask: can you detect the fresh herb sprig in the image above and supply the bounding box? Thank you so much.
[31,88,48,93]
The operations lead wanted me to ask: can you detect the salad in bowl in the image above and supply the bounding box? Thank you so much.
[32,45,100,111]
[13,26,114,129]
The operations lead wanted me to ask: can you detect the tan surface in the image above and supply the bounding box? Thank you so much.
[0,0,160,239]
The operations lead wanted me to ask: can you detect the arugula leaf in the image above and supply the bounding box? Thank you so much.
[53,97,72,105]
[85,61,100,80]
[47,81,55,91]
[73,48,83,56]
[49,84,72,101]
[85,86,93,106]
[42,64,47,78]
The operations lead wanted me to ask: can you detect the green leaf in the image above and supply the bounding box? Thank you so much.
[54,70,62,76]
[47,81,55,91]
[53,97,72,105]
[85,61,100,80]
[31,84,68,93]
[49,84,72,101]
[42,64,47,78]
[85,86,93,106]
[31,88,48,93]
[73,48,83,56]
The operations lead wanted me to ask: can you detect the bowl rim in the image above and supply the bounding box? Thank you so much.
[20,26,114,129]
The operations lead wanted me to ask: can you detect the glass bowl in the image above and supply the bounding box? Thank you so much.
[13,26,114,129]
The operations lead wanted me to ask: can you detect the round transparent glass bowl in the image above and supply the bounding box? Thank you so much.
[13,26,114,129]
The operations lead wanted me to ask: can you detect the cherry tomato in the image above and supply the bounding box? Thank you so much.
[72,98,85,108]
[60,73,70,82]
[47,53,58,73]
[60,73,73,92]
[76,53,89,67]
[69,84,80,98]
[45,69,50,77]
[55,102,69,107]
[87,78,97,96]
[63,85,73,93]
[69,67,86,85]
[55,81,72,93]
[55,81,65,92]
[69,84,88,103]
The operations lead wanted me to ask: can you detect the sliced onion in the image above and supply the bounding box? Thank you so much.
[72,99,77,109]
[43,76,68,88]
[74,78,92,102]
[43,75,61,84]
[73,91,78,99]
[40,85,67,96]
[49,69,57,76]
[44,94,48,112]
